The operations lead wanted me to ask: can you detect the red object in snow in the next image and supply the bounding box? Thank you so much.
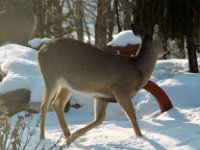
[106,44,140,57]
[143,80,173,112]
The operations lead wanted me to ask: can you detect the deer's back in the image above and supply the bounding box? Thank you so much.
[38,38,143,97]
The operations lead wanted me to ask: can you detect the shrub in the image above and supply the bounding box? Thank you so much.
[0,108,40,150]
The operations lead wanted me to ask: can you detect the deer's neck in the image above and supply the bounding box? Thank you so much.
[135,34,158,84]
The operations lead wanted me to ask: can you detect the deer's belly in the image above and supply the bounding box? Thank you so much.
[58,78,114,99]
[76,91,112,99]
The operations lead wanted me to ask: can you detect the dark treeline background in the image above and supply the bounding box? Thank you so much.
[0,0,200,72]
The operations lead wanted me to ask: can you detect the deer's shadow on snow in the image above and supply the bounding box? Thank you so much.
[142,108,200,149]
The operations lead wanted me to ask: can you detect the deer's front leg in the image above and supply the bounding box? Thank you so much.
[66,99,108,147]
[114,90,142,136]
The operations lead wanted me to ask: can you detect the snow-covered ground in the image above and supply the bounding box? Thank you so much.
[1,43,200,149]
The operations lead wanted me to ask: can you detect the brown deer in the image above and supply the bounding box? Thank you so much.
[0,3,37,45]
[38,24,163,146]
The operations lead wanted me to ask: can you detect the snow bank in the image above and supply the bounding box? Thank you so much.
[157,73,200,109]
[0,44,44,102]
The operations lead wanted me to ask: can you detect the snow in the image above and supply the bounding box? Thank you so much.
[28,37,52,49]
[0,43,200,149]
[107,30,142,47]
[0,44,44,102]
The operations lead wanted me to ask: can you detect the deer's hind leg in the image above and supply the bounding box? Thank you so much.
[52,88,72,138]
[66,98,108,146]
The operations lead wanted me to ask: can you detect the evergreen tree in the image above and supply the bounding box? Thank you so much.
[134,0,200,73]
[160,0,200,73]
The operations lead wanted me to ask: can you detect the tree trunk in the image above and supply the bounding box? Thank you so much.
[186,36,199,73]
[74,0,84,41]
[95,0,109,49]
[33,0,46,37]
[107,1,115,42]
[119,0,132,30]
[114,0,122,32]
[83,15,91,43]
[176,37,186,58]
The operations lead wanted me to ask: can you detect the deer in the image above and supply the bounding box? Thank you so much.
[38,24,163,146]
[0,2,37,46]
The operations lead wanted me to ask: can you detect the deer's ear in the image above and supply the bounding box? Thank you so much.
[131,24,144,36]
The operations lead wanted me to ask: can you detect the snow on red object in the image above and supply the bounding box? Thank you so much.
[106,30,142,57]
